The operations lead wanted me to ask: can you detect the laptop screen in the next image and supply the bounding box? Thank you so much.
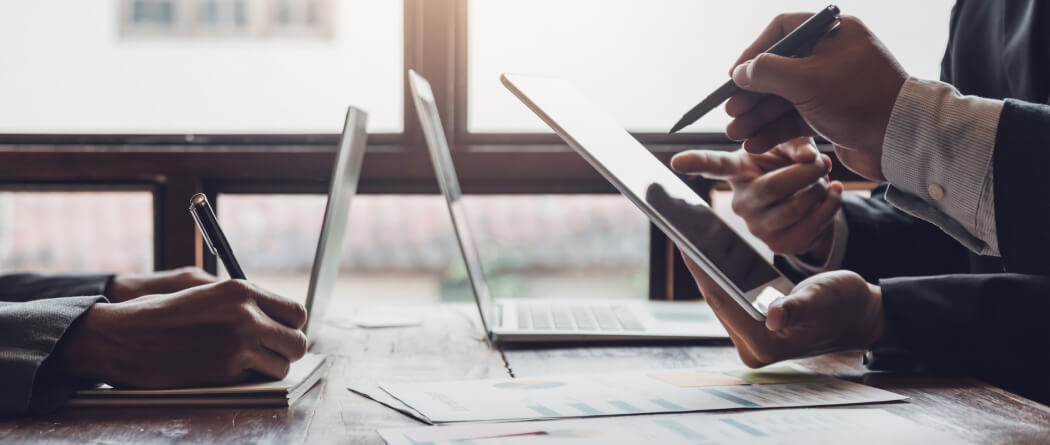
[303,106,368,342]
[408,70,497,333]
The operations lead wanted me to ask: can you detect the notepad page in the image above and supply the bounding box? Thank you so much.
[75,353,326,397]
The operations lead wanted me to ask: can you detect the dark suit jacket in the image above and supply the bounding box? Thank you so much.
[779,0,1050,404]
[0,273,111,416]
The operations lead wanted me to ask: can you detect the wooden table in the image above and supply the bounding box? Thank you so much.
[2,304,1048,444]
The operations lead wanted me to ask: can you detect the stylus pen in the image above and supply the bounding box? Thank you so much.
[189,193,247,280]
[668,4,841,134]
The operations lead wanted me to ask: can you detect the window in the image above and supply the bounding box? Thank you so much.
[122,0,332,38]
[467,0,956,134]
[130,0,176,27]
[0,1,401,133]
[215,194,648,304]
[0,191,153,274]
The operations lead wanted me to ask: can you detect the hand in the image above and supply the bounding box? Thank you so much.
[105,267,217,303]
[671,137,843,260]
[725,14,908,181]
[55,280,308,388]
[682,253,883,367]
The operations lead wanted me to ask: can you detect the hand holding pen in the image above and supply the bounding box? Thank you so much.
[670,7,908,182]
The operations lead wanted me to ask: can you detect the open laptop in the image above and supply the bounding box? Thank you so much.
[408,70,729,344]
[301,106,368,345]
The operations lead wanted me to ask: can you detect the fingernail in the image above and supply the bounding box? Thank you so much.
[732,60,753,87]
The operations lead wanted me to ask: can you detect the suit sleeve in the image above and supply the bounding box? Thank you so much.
[991,99,1050,274]
[836,185,976,283]
[0,273,111,416]
[867,274,1050,405]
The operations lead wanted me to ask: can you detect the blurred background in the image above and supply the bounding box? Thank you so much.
[0,0,952,304]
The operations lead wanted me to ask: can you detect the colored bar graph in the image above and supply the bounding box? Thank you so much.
[720,419,767,437]
[528,405,560,417]
[655,419,706,440]
[650,399,686,411]
[702,388,760,407]
[608,400,642,413]
[568,402,603,415]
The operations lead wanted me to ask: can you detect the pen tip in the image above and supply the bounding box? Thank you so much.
[668,122,685,135]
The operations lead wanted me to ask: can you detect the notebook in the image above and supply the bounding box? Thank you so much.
[68,353,326,407]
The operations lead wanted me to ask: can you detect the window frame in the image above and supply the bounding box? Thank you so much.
[0,0,867,298]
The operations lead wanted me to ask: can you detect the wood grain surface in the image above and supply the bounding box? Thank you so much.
[1,304,1046,444]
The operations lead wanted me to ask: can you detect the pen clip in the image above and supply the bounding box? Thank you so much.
[189,195,218,257]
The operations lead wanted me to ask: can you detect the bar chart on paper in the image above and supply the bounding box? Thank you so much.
[378,409,974,445]
[371,364,906,423]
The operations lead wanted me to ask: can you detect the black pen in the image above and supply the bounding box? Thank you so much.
[669,4,841,134]
[189,193,246,279]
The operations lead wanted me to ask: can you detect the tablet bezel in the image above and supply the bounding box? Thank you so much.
[501,73,795,321]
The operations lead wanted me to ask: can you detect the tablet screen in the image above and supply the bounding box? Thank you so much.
[502,73,793,319]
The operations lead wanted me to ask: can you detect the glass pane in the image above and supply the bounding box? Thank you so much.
[469,0,955,133]
[0,0,403,133]
[216,194,649,306]
[0,191,153,273]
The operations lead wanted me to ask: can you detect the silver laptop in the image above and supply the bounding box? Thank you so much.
[408,70,729,344]
[301,106,368,345]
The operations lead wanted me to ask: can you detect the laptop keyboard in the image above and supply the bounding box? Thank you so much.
[515,304,645,332]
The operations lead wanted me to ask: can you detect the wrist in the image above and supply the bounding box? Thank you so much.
[860,283,885,348]
[53,303,121,382]
[799,221,836,263]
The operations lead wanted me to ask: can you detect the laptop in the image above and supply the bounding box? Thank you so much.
[407,70,729,344]
[301,105,368,345]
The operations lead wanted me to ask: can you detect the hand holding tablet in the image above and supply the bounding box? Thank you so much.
[501,73,793,322]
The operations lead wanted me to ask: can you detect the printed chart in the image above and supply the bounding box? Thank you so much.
[373,364,906,423]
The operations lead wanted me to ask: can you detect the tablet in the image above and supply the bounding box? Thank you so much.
[501,73,794,321]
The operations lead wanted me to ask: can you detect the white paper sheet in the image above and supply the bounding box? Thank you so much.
[378,409,972,445]
[377,364,906,423]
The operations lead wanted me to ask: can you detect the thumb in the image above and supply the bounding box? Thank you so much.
[732,53,814,104]
[764,282,830,331]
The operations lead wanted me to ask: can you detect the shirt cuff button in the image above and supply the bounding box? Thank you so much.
[927,183,945,201]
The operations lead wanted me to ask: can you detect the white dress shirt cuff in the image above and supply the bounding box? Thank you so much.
[881,77,1003,256]
[783,207,848,275]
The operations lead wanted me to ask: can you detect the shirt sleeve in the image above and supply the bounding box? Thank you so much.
[881,77,1004,257]
[781,207,849,275]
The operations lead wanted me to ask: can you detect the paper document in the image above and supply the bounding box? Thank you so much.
[70,353,326,407]
[378,409,973,445]
[374,364,905,423]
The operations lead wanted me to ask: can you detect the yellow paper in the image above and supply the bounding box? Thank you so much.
[647,372,748,388]
[726,365,826,385]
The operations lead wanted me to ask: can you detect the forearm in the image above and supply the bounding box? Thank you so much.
[867,274,1050,405]
[0,296,106,416]
[0,273,113,303]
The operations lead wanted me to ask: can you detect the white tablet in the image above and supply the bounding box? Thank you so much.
[501,73,794,321]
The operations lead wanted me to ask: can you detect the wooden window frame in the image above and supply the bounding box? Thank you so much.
[0,0,865,298]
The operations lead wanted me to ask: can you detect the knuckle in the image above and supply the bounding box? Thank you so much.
[218,279,252,299]
[730,197,749,216]
[276,360,292,378]
[292,331,309,359]
[292,303,308,327]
